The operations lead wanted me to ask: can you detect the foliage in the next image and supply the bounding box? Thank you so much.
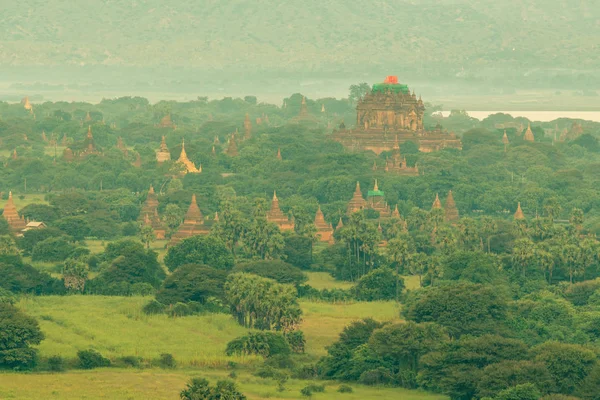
[165,235,234,272]
[225,273,302,331]
[353,267,404,301]
[31,236,76,262]
[158,353,176,369]
[155,264,228,305]
[180,378,246,400]
[225,332,291,358]
[232,260,308,286]
[77,349,111,369]
[0,255,64,295]
[0,303,44,370]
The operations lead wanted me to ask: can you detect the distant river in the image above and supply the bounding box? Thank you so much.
[439,111,600,122]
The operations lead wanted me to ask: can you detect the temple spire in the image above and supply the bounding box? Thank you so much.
[444,190,459,221]
[277,148,282,160]
[524,123,535,142]
[373,179,379,191]
[432,193,442,209]
[514,202,525,220]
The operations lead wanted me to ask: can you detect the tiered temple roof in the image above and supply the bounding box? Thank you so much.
[514,202,525,220]
[432,193,442,210]
[524,123,535,142]
[177,139,200,174]
[347,182,367,215]
[332,76,461,154]
[226,133,238,156]
[444,190,459,222]
[292,96,317,123]
[385,136,419,176]
[168,194,209,246]
[367,180,391,218]
[314,205,333,243]
[2,192,26,232]
[138,186,165,239]
[156,136,171,163]
[266,191,294,231]
[81,126,100,157]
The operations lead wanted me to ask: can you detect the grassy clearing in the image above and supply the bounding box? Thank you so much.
[402,275,422,291]
[17,295,255,367]
[0,193,47,209]
[85,239,168,259]
[16,296,400,364]
[300,300,400,356]
[0,369,447,400]
[305,272,353,290]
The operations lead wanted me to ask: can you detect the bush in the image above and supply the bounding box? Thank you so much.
[142,299,166,315]
[155,264,228,305]
[338,385,353,393]
[293,364,320,379]
[226,332,291,358]
[169,302,191,317]
[0,287,16,304]
[354,267,403,301]
[305,384,325,393]
[264,354,296,369]
[31,237,77,262]
[359,367,394,386]
[180,378,246,400]
[48,355,66,372]
[0,348,39,370]
[233,260,308,285]
[118,355,141,368]
[164,236,234,272]
[130,282,155,296]
[77,349,110,369]
[254,365,289,381]
[158,353,176,369]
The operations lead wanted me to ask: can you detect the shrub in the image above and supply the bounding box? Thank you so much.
[158,353,176,369]
[338,385,353,393]
[142,299,166,315]
[0,287,16,304]
[300,386,313,397]
[354,267,403,301]
[118,355,141,368]
[32,237,76,262]
[305,384,325,393]
[229,371,237,379]
[155,264,228,305]
[226,332,291,358]
[164,236,234,272]
[359,367,394,386]
[77,349,110,369]
[264,354,296,369]
[293,364,320,379]
[48,355,66,372]
[233,260,308,285]
[169,302,191,317]
[180,378,246,400]
[130,282,155,296]
[254,366,289,381]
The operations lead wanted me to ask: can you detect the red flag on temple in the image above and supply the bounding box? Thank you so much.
[384,76,398,84]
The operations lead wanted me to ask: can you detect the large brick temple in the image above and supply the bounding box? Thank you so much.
[332,76,462,154]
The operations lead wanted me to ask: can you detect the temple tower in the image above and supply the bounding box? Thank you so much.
[156,136,171,163]
[2,192,26,232]
[444,190,459,222]
[168,194,209,246]
[514,202,525,220]
[347,182,367,215]
[432,193,442,210]
[314,205,333,243]
[266,191,294,231]
[524,123,535,142]
[244,113,252,139]
[177,139,200,173]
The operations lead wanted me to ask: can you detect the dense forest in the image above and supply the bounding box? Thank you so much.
[1,92,600,399]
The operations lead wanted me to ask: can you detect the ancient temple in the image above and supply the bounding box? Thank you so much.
[367,180,391,218]
[502,130,509,151]
[314,205,334,243]
[226,133,238,156]
[391,205,401,219]
[444,190,459,222]
[432,193,442,210]
[514,202,525,220]
[276,148,282,160]
[85,112,92,122]
[336,217,344,230]
[266,191,294,231]
[157,114,176,129]
[524,123,535,142]
[22,97,32,111]
[81,126,100,157]
[177,139,200,174]
[244,114,252,139]
[347,182,367,214]
[384,136,419,176]
[291,96,317,123]
[2,192,26,232]
[169,194,209,246]
[11,150,17,160]
[332,76,461,153]
[63,148,74,162]
[559,122,584,142]
[156,136,171,163]
[138,186,166,239]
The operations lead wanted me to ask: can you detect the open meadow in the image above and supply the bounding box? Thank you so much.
[0,295,437,400]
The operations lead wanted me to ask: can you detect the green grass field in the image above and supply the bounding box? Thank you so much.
[6,294,435,399]
[0,369,447,400]
[305,272,353,290]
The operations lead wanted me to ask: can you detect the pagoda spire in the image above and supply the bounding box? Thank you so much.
[244,113,252,139]
[444,190,459,222]
[177,139,199,173]
[2,191,26,231]
[514,202,525,220]
[87,125,93,139]
[276,148,282,160]
[392,204,401,219]
[336,216,344,230]
[347,182,367,215]
[373,179,379,191]
[524,123,535,142]
[432,193,442,209]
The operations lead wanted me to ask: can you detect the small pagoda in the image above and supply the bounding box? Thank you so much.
[384,136,419,176]
[176,139,200,174]
[2,192,26,232]
[156,136,171,163]
[347,182,367,215]
[514,202,525,220]
[266,191,294,231]
[314,205,334,243]
[226,133,239,157]
[168,194,209,247]
[81,126,100,157]
[444,190,459,222]
[432,193,442,210]
[138,186,166,239]
[524,123,535,142]
[157,114,176,129]
[291,96,317,123]
[367,180,391,218]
